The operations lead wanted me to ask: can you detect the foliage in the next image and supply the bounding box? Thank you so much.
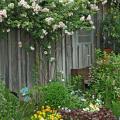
[95,48,104,61]
[70,75,84,91]
[0,0,106,50]
[0,81,19,120]
[41,81,80,109]
[60,108,116,120]
[90,51,120,110]
[102,2,120,41]
[31,106,62,120]
[111,101,120,118]
[30,85,45,107]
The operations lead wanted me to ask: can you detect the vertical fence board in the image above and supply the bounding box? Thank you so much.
[65,35,72,78]
[8,32,13,90]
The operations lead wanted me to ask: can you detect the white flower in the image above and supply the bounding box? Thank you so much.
[42,29,48,35]
[53,24,59,31]
[6,29,10,32]
[0,9,7,19]
[102,0,107,5]
[49,79,52,82]
[58,21,67,29]
[40,36,44,39]
[8,3,14,9]
[83,107,89,111]
[59,0,74,3]
[45,17,54,25]
[30,46,35,51]
[17,23,20,28]
[92,26,95,29]
[68,109,71,112]
[68,12,73,16]
[32,3,42,13]
[89,20,94,25]
[50,57,55,62]
[18,0,30,9]
[41,8,49,12]
[60,71,64,74]
[90,4,99,11]
[65,30,73,35]
[44,51,48,55]
[48,45,51,49]
[18,41,22,48]
[80,16,85,21]
[86,15,92,21]
[61,78,65,82]
[58,106,61,108]
[81,98,86,102]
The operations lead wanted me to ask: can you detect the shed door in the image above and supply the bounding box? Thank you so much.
[72,30,94,69]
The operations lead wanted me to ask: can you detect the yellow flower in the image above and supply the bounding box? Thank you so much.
[31,106,62,120]
[34,114,38,118]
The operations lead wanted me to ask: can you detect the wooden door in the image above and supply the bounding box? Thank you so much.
[72,29,94,69]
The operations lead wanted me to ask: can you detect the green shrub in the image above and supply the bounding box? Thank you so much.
[41,81,70,108]
[70,75,84,91]
[0,81,19,120]
[111,101,120,118]
[41,81,81,109]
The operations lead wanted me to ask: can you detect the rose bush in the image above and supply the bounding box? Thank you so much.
[0,0,107,50]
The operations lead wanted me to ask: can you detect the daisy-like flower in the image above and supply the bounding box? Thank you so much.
[44,51,48,55]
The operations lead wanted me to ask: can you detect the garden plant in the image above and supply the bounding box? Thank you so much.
[0,0,120,120]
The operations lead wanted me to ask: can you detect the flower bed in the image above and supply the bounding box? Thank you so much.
[60,108,116,120]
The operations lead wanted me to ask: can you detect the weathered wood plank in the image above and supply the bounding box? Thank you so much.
[17,30,22,90]
[8,32,12,90]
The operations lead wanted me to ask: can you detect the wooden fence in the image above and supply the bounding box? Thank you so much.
[0,29,95,92]
[0,6,105,92]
